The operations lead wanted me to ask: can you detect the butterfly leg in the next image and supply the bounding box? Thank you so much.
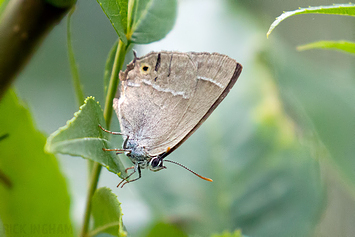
[125,166,135,173]
[102,148,126,154]
[117,164,142,188]
[121,167,142,188]
[98,124,123,135]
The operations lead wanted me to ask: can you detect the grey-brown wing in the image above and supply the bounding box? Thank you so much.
[114,51,241,157]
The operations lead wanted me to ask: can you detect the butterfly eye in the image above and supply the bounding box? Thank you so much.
[140,64,150,73]
[149,157,165,172]
[150,158,160,168]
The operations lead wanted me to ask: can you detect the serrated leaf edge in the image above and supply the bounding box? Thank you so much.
[92,187,127,237]
[267,3,355,37]
[45,97,103,152]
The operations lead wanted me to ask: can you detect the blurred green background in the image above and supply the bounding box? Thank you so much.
[10,0,355,236]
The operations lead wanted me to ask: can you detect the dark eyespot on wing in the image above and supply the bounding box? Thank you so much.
[155,53,161,71]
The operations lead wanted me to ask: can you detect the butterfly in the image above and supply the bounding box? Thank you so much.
[100,51,242,187]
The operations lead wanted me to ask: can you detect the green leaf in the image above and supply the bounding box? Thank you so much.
[267,3,355,37]
[0,133,9,141]
[297,40,355,54]
[45,97,127,178]
[211,229,243,237]
[97,0,128,45]
[145,222,188,237]
[127,0,177,44]
[0,90,73,237]
[91,187,127,237]
[97,0,177,44]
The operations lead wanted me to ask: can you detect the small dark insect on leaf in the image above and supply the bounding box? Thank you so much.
[0,134,12,188]
[0,133,9,141]
[0,169,12,189]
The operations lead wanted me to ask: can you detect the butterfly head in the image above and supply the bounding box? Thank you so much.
[148,157,166,172]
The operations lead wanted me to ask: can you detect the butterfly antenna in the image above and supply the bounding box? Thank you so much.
[164,160,213,182]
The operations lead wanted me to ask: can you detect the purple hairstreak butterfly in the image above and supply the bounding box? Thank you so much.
[100,51,242,187]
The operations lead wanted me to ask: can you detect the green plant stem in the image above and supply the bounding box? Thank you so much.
[80,39,128,237]
[67,6,85,106]
[104,39,128,127]
[80,162,102,237]
[66,6,93,175]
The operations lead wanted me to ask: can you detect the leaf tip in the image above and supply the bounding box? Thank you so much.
[84,96,96,102]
